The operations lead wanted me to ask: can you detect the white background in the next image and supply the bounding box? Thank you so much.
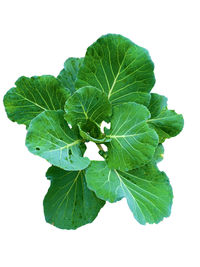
[0,0,199,266]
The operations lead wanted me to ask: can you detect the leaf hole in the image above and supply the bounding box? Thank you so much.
[36,147,40,151]
[101,144,107,151]
[101,121,111,131]
[84,142,103,160]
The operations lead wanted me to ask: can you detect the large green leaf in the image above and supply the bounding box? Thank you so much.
[26,110,90,171]
[86,161,173,225]
[3,75,70,127]
[64,86,112,126]
[44,166,105,229]
[105,102,158,171]
[58,57,84,94]
[76,34,155,106]
[148,93,184,142]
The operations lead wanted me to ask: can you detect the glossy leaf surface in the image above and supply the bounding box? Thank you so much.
[86,161,173,224]
[26,110,90,170]
[4,75,70,127]
[148,93,184,142]
[65,86,112,126]
[58,57,84,94]
[105,102,158,170]
[44,166,105,229]
[76,34,155,106]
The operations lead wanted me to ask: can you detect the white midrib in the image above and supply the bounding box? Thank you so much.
[108,71,121,99]
[107,134,140,138]
[114,170,145,221]
[80,102,88,120]
[107,53,127,99]
[15,92,47,111]
[147,114,178,123]
[50,140,81,152]
[114,170,146,222]
[52,171,81,223]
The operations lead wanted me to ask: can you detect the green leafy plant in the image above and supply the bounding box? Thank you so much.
[3,34,184,229]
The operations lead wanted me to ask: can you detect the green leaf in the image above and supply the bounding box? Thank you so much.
[86,161,173,225]
[78,121,109,144]
[105,102,158,171]
[3,75,70,127]
[58,57,84,94]
[64,86,112,126]
[154,144,164,163]
[148,93,184,142]
[26,110,90,171]
[76,34,155,106]
[148,93,168,117]
[44,166,105,229]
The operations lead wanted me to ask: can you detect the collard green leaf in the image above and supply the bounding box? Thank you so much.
[64,86,112,126]
[154,144,164,163]
[105,102,158,171]
[148,93,167,117]
[148,93,184,142]
[26,110,90,171]
[44,166,105,229]
[76,34,155,106]
[78,121,108,143]
[3,75,70,127]
[86,161,124,203]
[58,57,84,94]
[86,161,173,225]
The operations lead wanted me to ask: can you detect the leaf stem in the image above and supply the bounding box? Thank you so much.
[96,143,104,151]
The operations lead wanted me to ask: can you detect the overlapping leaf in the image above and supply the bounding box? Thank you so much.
[44,166,105,229]
[26,110,90,171]
[58,57,83,94]
[78,121,108,143]
[3,75,70,127]
[154,144,164,163]
[76,34,155,106]
[3,33,184,229]
[148,93,184,142]
[105,102,158,171]
[64,86,112,126]
[86,161,173,225]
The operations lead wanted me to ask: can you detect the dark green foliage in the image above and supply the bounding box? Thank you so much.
[3,34,184,230]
